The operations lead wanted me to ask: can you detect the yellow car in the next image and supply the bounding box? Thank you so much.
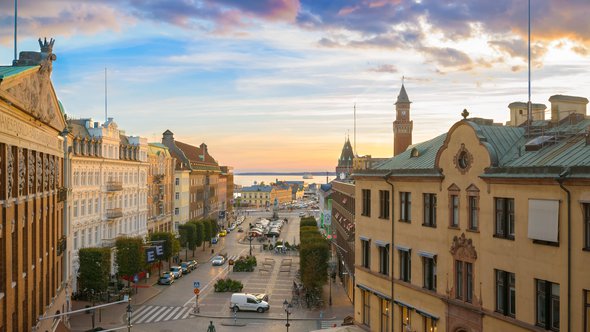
[219,229,227,237]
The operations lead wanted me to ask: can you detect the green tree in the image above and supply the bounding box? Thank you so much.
[149,232,175,265]
[203,220,212,249]
[115,237,145,280]
[190,220,205,255]
[208,219,218,237]
[78,247,111,295]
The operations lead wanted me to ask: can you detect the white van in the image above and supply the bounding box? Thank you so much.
[230,293,270,312]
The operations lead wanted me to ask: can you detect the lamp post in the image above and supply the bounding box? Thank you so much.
[126,296,132,332]
[248,235,253,256]
[282,299,293,332]
[328,248,336,306]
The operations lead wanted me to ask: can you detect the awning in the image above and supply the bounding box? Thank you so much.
[395,245,411,252]
[393,299,415,309]
[356,283,392,301]
[359,235,370,241]
[418,251,436,259]
[375,240,389,247]
[416,308,439,321]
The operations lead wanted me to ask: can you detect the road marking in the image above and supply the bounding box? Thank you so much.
[132,305,192,325]
[163,306,182,321]
[132,305,160,322]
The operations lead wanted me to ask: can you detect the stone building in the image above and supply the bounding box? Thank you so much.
[353,94,590,332]
[162,130,232,228]
[67,117,149,290]
[0,39,69,331]
[241,185,292,209]
[147,143,175,234]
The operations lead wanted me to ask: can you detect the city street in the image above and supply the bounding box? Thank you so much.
[68,208,353,332]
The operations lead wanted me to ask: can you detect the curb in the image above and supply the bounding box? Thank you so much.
[188,312,337,321]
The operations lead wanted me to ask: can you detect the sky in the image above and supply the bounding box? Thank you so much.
[1,0,589,172]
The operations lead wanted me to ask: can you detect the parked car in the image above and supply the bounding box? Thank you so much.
[187,260,198,270]
[230,293,270,313]
[158,274,174,285]
[181,262,191,274]
[170,266,183,279]
[253,293,269,302]
[211,236,219,244]
[211,255,226,266]
[219,229,227,237]
[237,227,244,233]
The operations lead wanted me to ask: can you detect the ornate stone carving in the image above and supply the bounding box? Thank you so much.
[17,147,25,196]
[44,154,49,191]
[28,150,34,194]
[450,233,477,261]
[49,156,55,189]
[55,157,60,187]
[6,145,13,198]
[36,153,42,192]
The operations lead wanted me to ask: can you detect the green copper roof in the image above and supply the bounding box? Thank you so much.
[467,122,525,166]
[0,66,38,79]
[375,133,447,171]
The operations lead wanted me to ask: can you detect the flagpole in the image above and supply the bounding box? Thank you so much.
[13,0,18,64]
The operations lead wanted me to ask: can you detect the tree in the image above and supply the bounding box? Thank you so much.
[149,232,175,265]
[115,237,145,281]
[190,220,205,255]
[203,220,212,249]
[78,247,111,295]
[208,219,218,237]
[298,219,329,306]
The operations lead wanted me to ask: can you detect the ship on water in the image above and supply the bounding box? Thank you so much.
[302,172,313,179]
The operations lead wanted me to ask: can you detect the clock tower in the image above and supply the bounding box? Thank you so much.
[393,84,413,156]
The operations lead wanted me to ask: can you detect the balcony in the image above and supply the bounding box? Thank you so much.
[106,180,123,192]
[106,208,123,220]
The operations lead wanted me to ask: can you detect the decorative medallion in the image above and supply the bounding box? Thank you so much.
[450,233,477,261]
[453,143,473,174]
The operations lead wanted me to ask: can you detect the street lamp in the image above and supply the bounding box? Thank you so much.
[126,295,132,332]
[282,299,293,332]
[248,235,253,256]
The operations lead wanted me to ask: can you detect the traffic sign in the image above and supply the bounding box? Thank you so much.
[193,281,201,289]
[194,288,200,295]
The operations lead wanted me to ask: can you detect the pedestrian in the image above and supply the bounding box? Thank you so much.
[207,321,216,332]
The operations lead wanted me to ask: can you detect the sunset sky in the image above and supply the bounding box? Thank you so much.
[1,0,589,172]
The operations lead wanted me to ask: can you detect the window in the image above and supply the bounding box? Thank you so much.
[175,192,180,200]
[174,208,179,215]
[584,204,590,249]
[423,193,437,227]
[423,316,437,332]
[400,192,411,222]
[450,194,459,227]
[379,190,390,219]
[81,199,86,216]
[361,239,370,269]
[468,196,478,231]
[380,299,390,332]
[362,290,370,326]
[495,198,515,239]
[536,279,560,331]
[399,248,411,282]
[455,260,473,303]
[175,178,179,186]
[73,200,79,218]
[362,189,371,217]
[423,256,436,291]
[495,269,515,317]
[378,244,389,275]
[73,231,79,250]
[584,289,590,332]
[400,306,411,331]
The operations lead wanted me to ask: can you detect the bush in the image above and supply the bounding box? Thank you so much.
[232,255,257,272]
[214,278,243,292]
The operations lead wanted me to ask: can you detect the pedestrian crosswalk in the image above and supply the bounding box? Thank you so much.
[131,305,193,325]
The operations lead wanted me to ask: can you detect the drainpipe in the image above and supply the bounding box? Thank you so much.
[385,171,395,331]
[557,167,571,332]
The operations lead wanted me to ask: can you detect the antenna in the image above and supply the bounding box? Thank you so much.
[13,0,17,64]
[353,103,356,156]
[527,0,532,132]
[104,68,108,122]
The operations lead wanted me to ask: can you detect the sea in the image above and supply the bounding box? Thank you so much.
[234,174,336,187]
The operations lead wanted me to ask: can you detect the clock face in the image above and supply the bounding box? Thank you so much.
[339,172,346,180]
[401,110,406,118]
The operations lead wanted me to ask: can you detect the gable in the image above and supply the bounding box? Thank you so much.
[0,66,66,132]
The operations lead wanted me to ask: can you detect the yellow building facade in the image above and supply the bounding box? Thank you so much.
[354,96,590,332]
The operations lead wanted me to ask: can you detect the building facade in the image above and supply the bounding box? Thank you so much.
[241,185,292,209]
[68,118,149,289]
[147,143,175,234]
[354,94,590,332]
[162,130,230,225]
[0,39,69,331]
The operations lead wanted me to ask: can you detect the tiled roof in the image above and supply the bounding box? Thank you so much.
[242,185,273,192]
[174,140,218,165]
[467,121,525,166]
[374,133,447,173]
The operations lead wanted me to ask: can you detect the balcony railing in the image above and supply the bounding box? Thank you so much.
[106,208,123,219]
[106,181,123,192]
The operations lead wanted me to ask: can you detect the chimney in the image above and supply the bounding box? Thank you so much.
[549,94,589,124]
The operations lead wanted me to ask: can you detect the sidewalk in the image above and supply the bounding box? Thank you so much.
[67,245,221,332]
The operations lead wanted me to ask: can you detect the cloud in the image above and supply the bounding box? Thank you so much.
[368,64,398,73]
